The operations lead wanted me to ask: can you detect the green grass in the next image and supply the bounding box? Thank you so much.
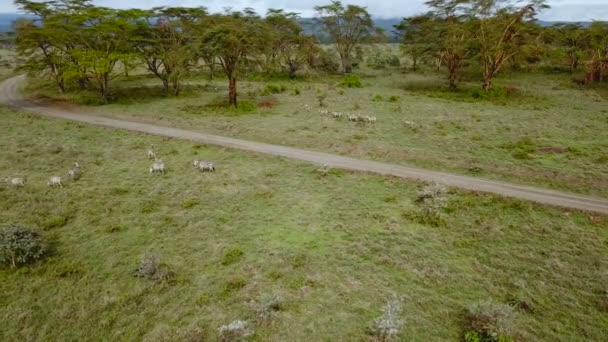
[0,47,17,81]
[1,106,607,340]
[24,68,608,197]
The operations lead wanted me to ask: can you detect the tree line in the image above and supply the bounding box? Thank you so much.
[14,0,380,105]
[395,0,608,90]
[13,0,608,106]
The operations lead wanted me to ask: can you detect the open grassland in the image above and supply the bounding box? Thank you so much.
[26,68,608,198]
[1,106,607,340]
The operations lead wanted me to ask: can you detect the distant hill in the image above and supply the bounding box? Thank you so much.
[0,13,35,32]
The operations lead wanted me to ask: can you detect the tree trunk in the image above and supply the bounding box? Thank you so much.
[228,77,237,107]
[77,78,84,90]
[412,56,418,71]
[162,79,169,94]
[57,77,65,94]
[483,77,492,91]
[172,80,180,96]
[209,63,215,80]
[343,57,352,74]
[288,62,297,79]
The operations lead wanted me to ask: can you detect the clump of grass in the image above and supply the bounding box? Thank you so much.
[220,277,247,298]
[181,198,200,209]
[143,323,206,342]
[221,248,244,266]
[262,84,287,95]
[256,293,282,320]
[42,215,69,230]
[317,93,327,107]
[464,300,515,342]
[134,252,175,283]
[218,320,253,341]
[368,296,404,341]
[500,137,536,160]
[372,94,384,102]
[0,225,48,268]
[291,87,301,95]
[338,75,363,88]
[387,95,400,103]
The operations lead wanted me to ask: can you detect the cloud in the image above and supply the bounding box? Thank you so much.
[2,0,608,21]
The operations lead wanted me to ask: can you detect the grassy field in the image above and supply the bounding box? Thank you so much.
[25,65,608,198]
[1,106,607,340]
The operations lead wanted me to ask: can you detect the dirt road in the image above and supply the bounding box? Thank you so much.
[2,75,607,214]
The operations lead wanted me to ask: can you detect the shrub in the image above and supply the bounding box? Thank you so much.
[292,87,301,95]
[388,95,400,103]
[339,75,363,88]
[256,293,282,320]
[368,296,404,340]
[134,252,175,282]
[414,183,449,226]
[218,320,253,341]
[465,300,515,342]
[372,94,383,102]
[316,48,340,73]
[0,225,48,268]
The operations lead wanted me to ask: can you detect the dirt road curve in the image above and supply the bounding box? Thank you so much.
[2,75,607,215]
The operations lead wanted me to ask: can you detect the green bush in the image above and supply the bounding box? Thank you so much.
[338,75,363,88]
[0,225,48,268]
[388,95,400,102]
[372,94,383,102]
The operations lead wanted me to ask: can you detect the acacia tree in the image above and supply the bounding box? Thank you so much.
[69,7,140,101]
[133,7,205,95]
[14,0,90,92]
[425,0,472,89]
[468,0,548,90]
[585,21,608,83]
[394,15,437,70]
[266,9,316,78]
[550,24,589,73]
[314,1,375,73]
[201,11,268,107]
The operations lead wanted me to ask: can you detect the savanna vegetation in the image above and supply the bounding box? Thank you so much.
[1,0,608,340]
[1,107,607,340]
[6,0,607,196]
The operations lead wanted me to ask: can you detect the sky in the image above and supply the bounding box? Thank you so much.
[1,0,608,21]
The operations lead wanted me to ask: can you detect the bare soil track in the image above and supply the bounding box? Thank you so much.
[2,75,607,215]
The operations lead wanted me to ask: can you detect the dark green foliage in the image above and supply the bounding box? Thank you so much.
[338,75,363,88]
[0,225,48,268]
